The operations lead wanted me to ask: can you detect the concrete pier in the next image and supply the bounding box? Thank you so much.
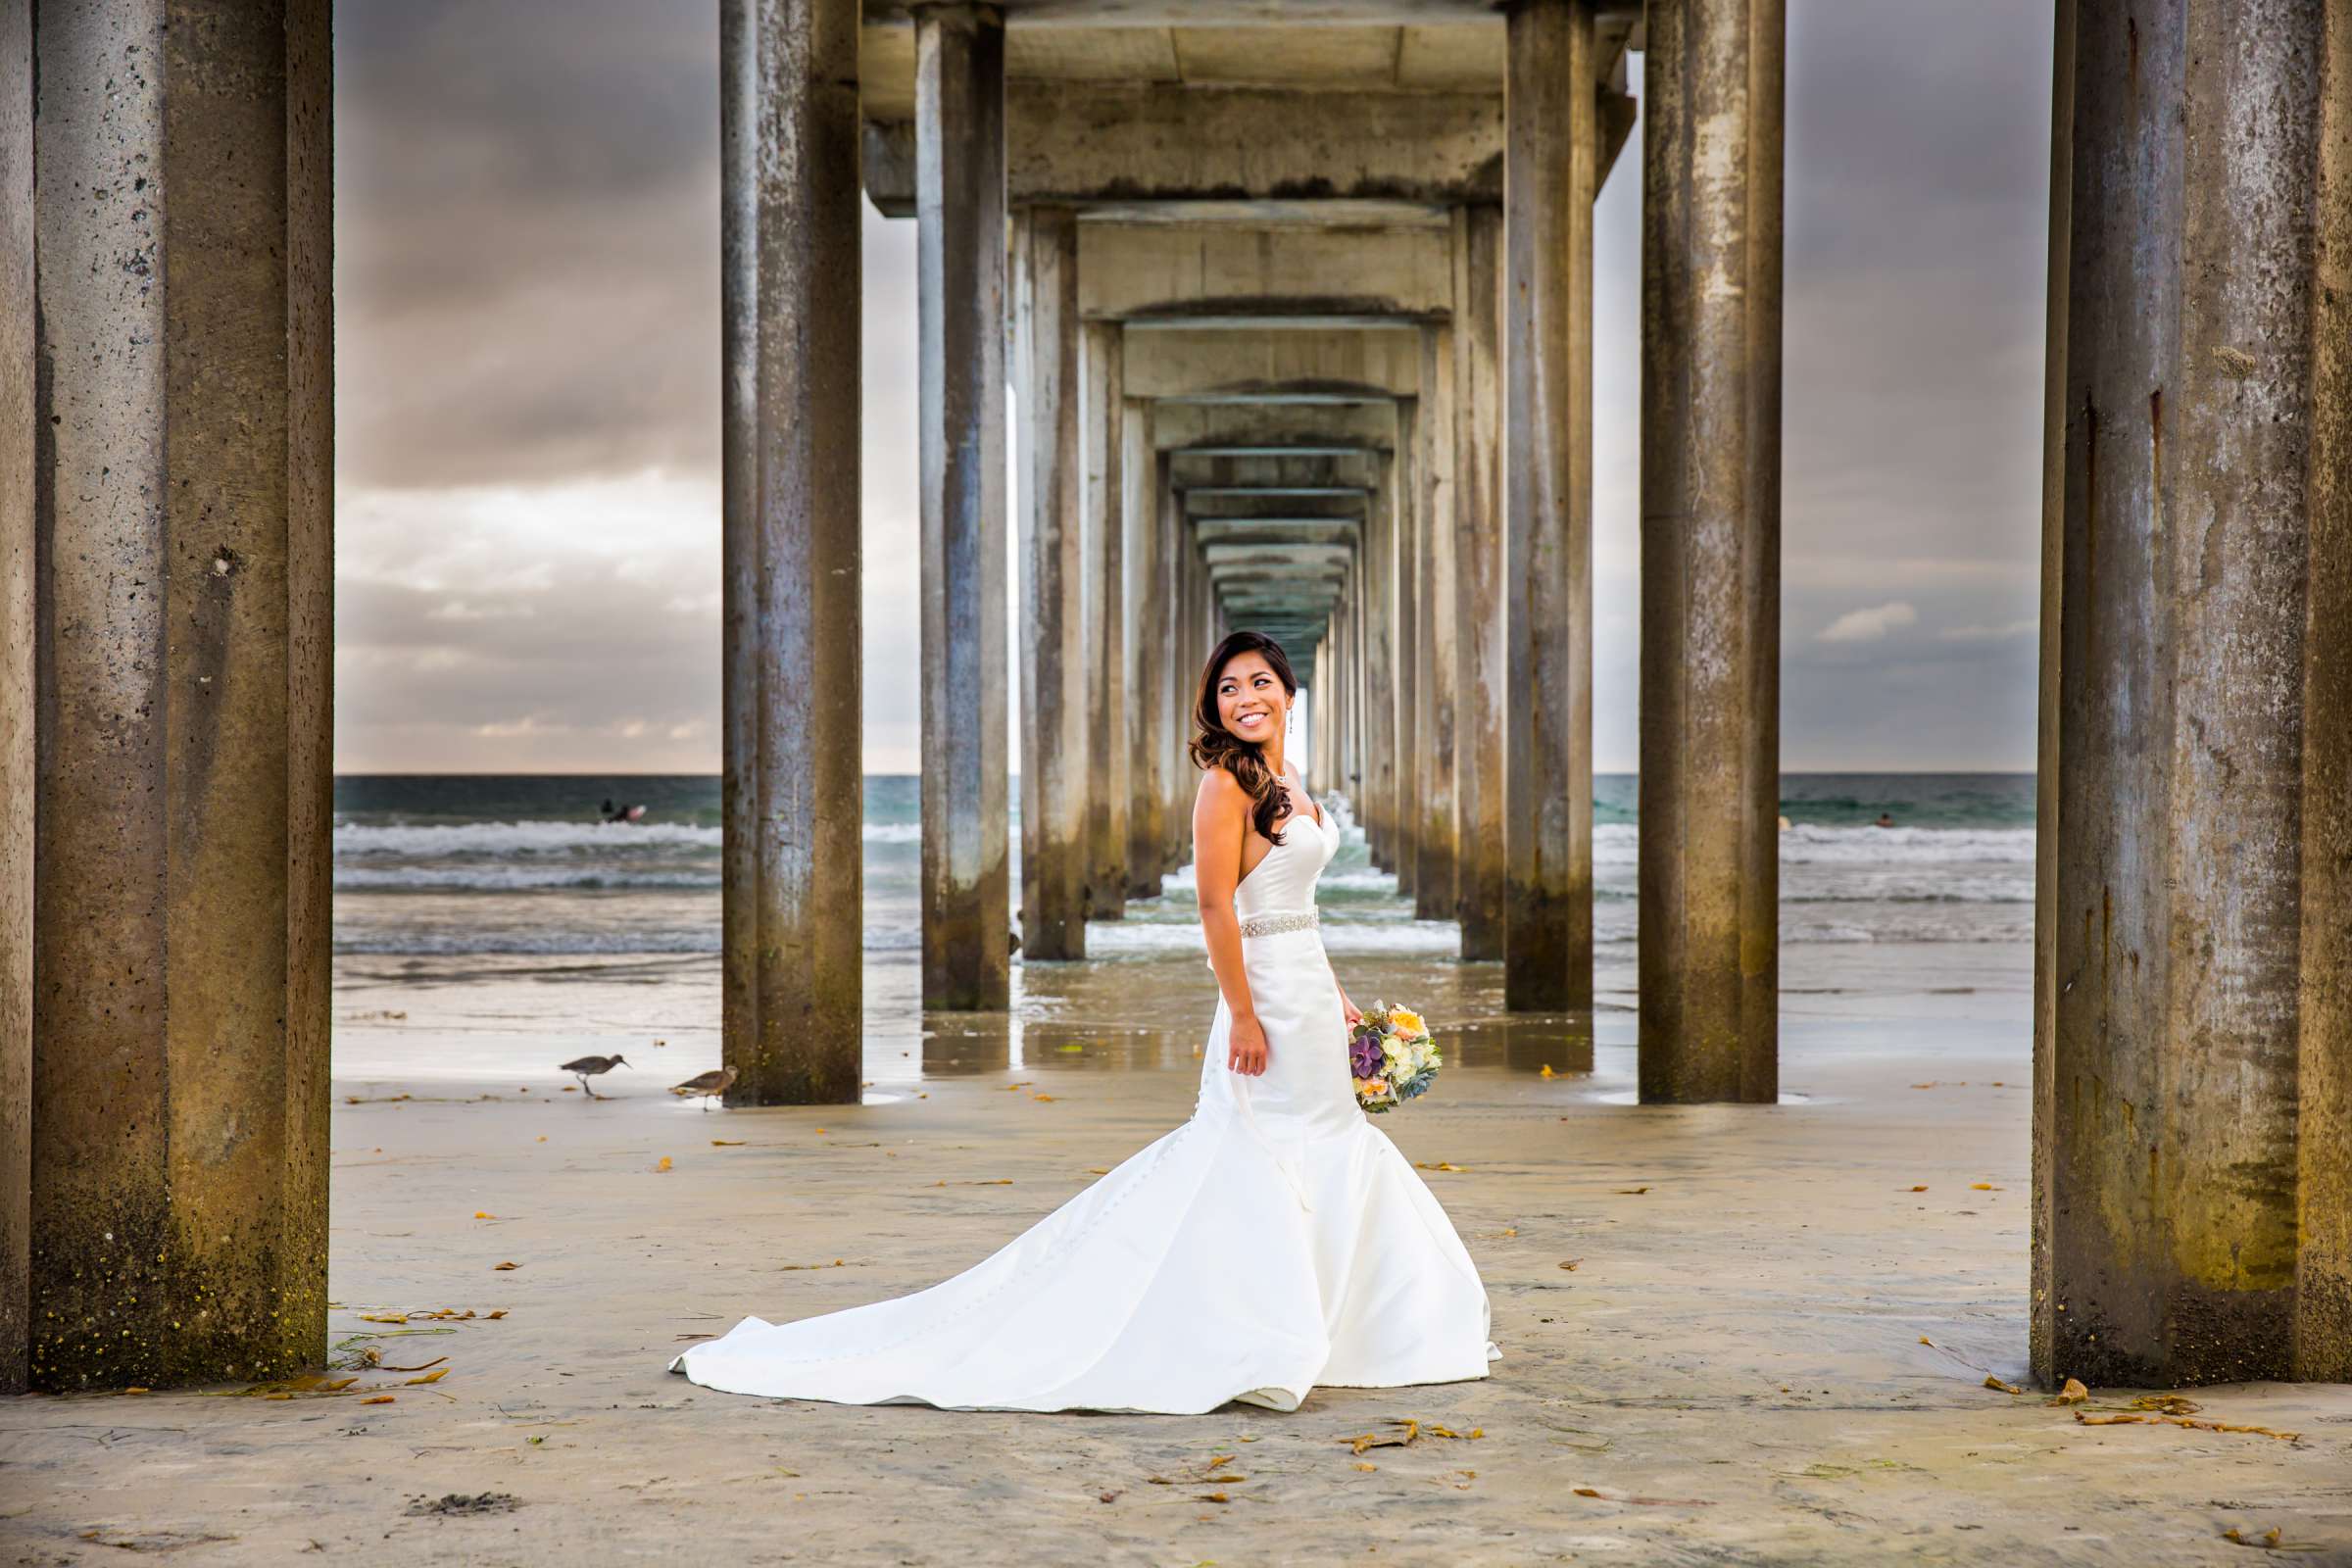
[1364,456,1397,870]
[1082,320,1129,919]
[1452,205,1507,960]
[1016,207,1090,958]
[27,0,333,1389]
[1124,402,1165,897]
[2034,0,2350,1386]
[0,0,29,1396]
[1416,325,1460,922]
[718,0,761,1075]
[1502,0,1597,1012]
[1636,0,1784,1104]
[1391,416,1420,900]
[914,3,1009,1010]
[727,0,864,1102]
[1157,452,1193,869]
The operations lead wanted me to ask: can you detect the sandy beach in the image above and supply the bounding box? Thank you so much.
[4,939,2347,1566]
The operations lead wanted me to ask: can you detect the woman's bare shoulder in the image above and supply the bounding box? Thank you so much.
[1196,765,1248,806]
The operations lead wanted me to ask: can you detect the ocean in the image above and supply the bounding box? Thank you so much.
[331,773,2036,960]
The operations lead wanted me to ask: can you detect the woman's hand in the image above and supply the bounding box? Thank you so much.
[1228,1010,1271,1077]
[1341,991,1364,1029]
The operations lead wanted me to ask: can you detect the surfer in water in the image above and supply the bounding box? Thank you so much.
[600,798,648,824]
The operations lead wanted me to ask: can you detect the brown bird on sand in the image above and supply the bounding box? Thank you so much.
[671,1064,737,1111]
[559,1054,629,1099]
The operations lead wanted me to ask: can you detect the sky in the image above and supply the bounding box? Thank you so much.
[333,0,2054,777]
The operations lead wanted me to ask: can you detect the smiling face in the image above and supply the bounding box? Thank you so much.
[1214,650,1288,746]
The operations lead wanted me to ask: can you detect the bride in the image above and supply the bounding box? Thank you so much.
[670,631,1498,1413]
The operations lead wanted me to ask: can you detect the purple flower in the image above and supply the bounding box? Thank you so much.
[1349,1032,1385,1080]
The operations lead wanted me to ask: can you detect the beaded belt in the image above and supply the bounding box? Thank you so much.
[1238,907,1319,939]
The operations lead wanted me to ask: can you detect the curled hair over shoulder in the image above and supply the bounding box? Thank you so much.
[1188,630,1300,848]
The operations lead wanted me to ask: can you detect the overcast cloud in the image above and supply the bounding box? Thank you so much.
[333,0,2053,776]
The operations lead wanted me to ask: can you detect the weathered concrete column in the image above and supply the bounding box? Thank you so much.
[1503,0,1596,1012]
[724,0,863,1101]
[912,4,1008,1011]
[1159,452,1191,869]
[1363,457,1396,871]
[0,0,31,1396]
[1636,0,1784,1103]
[1349,543,1368,808]
[1123,399,1163,897]
[1391,410,1420,901]
[1452,205,1507,959]
[1416,326,1460,922]
[2027,0,2076,1391]
[2034,0,2351,1387]
[29,0,332,1389]
[718,0,761,1075]
[1082,321,1128,920]
[1017,207,1089,956]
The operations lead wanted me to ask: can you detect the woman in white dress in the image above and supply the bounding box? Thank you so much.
[670,631,1497,1413]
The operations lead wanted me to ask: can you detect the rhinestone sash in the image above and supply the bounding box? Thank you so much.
[1238,907,1319,939]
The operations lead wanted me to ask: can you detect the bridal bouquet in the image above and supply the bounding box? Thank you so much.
[1349,1002,1441,1114]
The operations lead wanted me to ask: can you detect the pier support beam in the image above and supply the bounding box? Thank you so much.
[2034,0,2351,1386]
[1503,0,1596,1012]
[0,0,29,1396]
[1124,400,1164,897]
[914,3,1008,1010]
[1390,410,1419,900]
[1083,321,1128,920]
[1364,454,1397,871]
[1160,453,1193,869]
[724,0,863,1101]
[1416,324,1459,923]
[1017,207,1089,957]
[1452,204,1506,960]
[28,0,332,1388]
[1636,0,1784,1104]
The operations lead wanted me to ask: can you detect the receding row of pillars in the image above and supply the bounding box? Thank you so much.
[0,0,2342,1393]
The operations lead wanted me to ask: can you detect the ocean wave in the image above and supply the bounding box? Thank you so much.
[1589,823,2034,867]
[336,867,724,891]
[335,818,924,857]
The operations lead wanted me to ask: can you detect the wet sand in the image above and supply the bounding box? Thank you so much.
[4,943,2349,1565]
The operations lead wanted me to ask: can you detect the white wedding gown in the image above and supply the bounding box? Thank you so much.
[669,798,1498,1413]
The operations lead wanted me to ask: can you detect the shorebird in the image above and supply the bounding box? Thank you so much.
[559,1054,629,1099]
[670,1065,737,1111]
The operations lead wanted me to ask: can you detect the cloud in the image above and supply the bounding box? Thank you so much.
[330,0,2056,773]
[1816,601,1921,644]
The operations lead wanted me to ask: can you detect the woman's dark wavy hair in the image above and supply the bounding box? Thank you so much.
[1189,630,1300,848]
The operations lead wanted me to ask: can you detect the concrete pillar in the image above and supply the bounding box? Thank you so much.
[2033,0,2351,1387]
[1349,545,1368,808]
[1017,208,1088,956]
[1452,205,1507,959]
[1160,452,1191,870]
[1123,399,1163,897]
[1416,325,1460,922]
[28,0,332,1390]
[2028,0,2076,1392]
[1636,0,1784,1103]
[1391,410,1419,901]
[1363,457,1396,871]
[718,0,760,1073]
[724,0,863,1102]
[1082,321,1128,920]
[0,0,30,1396]
[913,4,1008,1011]
[1503,0,1596,1013]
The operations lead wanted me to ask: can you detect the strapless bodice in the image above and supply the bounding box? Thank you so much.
[1234,801,1339,919]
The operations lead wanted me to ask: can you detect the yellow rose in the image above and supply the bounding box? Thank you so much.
[1390,1007,1426,1038]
